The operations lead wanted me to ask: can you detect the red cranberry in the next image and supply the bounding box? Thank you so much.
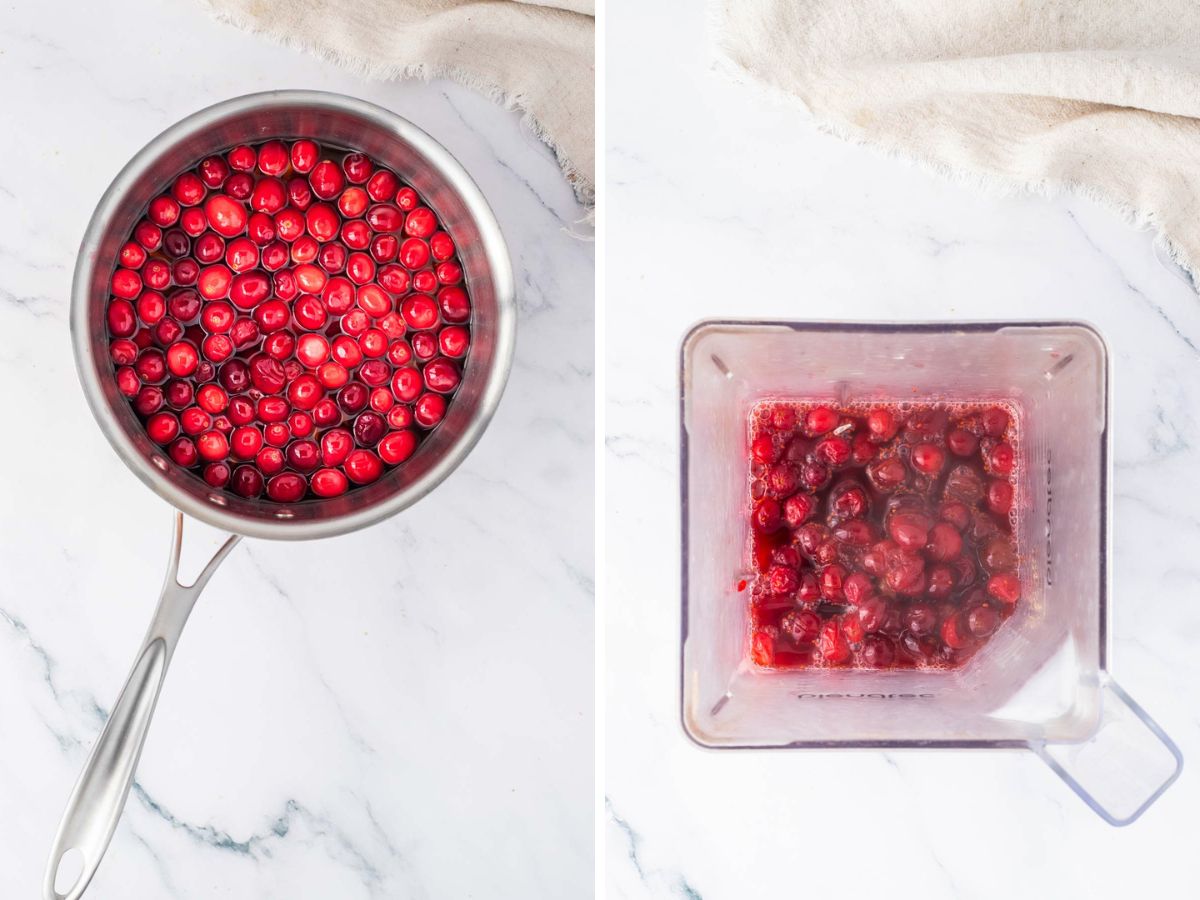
[986,480,1014,516]
[149,195,180,226]
[344,449,383,484]
[309,160,344,200]
[780,610,820,645]
[224,173,254,201]
[911,442,945,475]
[430,232,456,261]
[438,286,471,323]
[866,408,898,441]
[987,572,1021,605]
[377,430,415,465]
[818,619,851,664]
[266,472,307,502]
[146,412,179,444]
[290,140,318,173]
[767,565,799,596]
[311,467,349,497]
[198,156,229,189]
[318,242,347,273]
[861,636,896,668]
[982,407,1010,437]
[782,492,815,527]
[843,571,872,605]
[941,614,972,650]
[819,564,846,600]
[947,428,978,457]
[988,442,1015,476]
[867,456,906,492]
[967,605,1001,637]
[404,207,436,238]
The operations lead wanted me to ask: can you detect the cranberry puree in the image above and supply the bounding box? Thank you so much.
[745,400,1020,669]
[105,139,471,502]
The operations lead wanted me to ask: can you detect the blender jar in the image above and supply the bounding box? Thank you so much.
[679,320,1181,825]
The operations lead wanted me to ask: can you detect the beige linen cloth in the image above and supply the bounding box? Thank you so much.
[714,1,1200,282]
[206,0,594,203]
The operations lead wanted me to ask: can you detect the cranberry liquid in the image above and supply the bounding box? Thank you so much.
[745,400,1020,669]
[105,139,472,503]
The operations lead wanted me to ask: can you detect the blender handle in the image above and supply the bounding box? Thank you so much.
[1030,674,1183,826]
[43,513,241,900]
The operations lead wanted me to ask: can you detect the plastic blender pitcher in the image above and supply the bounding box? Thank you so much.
[679,320,1181,826]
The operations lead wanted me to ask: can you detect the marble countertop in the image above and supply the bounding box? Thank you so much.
[0,0,593,897]
[605,1,1200,897]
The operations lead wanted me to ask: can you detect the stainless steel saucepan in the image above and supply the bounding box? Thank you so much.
[44,90,515,900]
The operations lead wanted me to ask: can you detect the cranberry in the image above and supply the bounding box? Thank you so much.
[203,195,246,237]
[987,572,1021,605]
[780,610,820,644]
[818,619,851,664]
[866,408,898,441]
[988,442,1015,476]
[172,172,206,206]
[149,195,180,226]
[404,207,436,238]
[266,472,307,502]
[146,412,180,444]
[107,139,469,503]
[311,467,349,497]
[437,286,470,323]
[782,492,815,527]
[861,636,896,668]
[819,564,846,600]
[344,449,383,484]
[867,456,907,492]
[439,325,469,358]
[947,428,978,457]
[911,442,945,475]
[941,614,972,650]
[981,407,1010,437]
[986,480,1014,516]
[290,140,319,173]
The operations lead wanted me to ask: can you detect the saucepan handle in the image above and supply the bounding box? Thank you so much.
[1030,673,1182,826]
[43,513,240,900]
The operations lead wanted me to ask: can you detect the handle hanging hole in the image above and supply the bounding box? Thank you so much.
[53,847,84,896]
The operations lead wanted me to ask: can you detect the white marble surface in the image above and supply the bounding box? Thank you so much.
[606,1,1200,897]
[0,0,593,897]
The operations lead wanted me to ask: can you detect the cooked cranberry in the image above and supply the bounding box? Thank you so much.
[988,442,1015,476]
[146,412,180,444]
[148,195,181,226]
[982,407,1010,437]
[947,428,978,457]
[861,636,896,667]
[818,619,851,664]
[867,408,898,441]
[987,572,1021,605]
[411,331,438,360]
[780,610,821,645]
[266,472,307,502]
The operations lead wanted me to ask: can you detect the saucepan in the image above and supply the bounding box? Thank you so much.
[45,90,515,899]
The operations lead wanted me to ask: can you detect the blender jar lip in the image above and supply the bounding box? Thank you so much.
[677,318,1112,750]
